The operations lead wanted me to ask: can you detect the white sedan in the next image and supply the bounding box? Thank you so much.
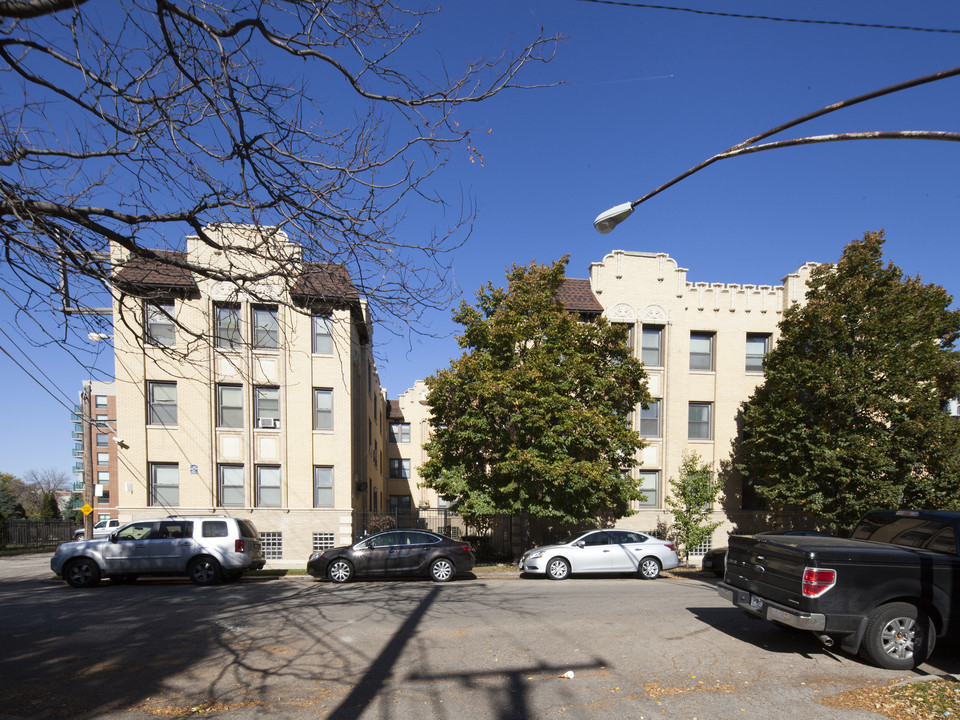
[519,529,679,580]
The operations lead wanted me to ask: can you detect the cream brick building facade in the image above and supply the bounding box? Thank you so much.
[586,250,818,546]
[110,225,387,563]
[389,251,819,554]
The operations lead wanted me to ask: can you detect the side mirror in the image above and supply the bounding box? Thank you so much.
[109,532,119,543]
[575,540,586,548]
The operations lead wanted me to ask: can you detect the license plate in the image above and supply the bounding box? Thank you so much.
[750,594,764,610]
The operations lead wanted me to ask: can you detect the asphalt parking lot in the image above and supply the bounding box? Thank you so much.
[2,553,957,720]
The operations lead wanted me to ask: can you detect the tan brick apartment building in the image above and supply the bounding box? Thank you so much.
[97,225,817,561]
[582,250,817,546]
[108,225,387,563]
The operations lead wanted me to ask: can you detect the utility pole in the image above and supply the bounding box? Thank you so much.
[81,384,94,539]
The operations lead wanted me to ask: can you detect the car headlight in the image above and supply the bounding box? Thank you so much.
[309,551,324,561]
[529,551,544,560]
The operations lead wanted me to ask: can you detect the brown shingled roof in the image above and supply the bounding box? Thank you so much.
[386,400,404,421]
[558,278,603,314]
[113,250,198,290]
[291,262,360,303]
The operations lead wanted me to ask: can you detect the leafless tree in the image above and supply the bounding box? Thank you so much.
[1,1,559,364]
[19,467,71,516]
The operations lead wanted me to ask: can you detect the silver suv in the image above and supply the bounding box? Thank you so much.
[73,518,121,540]
[51,516,266,588]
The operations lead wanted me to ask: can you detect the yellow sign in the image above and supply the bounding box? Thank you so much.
[81,504,93,516]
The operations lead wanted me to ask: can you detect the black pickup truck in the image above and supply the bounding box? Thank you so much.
[717,509,960,669]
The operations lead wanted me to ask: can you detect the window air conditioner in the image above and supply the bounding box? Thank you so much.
[258,418,279,429]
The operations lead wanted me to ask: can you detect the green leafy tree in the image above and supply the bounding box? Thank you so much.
[38,492,63,521]
[736,231,960,530]
[665,452,723,566]
[420,257,652,541]
[0,473,26,519]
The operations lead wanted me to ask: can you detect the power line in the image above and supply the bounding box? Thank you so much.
[573,0,960,34]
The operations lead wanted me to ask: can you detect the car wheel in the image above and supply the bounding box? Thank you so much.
[187,556,222,586]
[639,557,662,579]
[64,558,101,588]
[861,602,935,670]
[328,559,354,583]
[430,558,454,582]
[546,557,570,581]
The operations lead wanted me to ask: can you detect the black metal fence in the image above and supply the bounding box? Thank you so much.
[0,520,75,550]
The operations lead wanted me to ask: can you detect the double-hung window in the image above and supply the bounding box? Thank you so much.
[313,389,333,430]
[688,402,713,440]
[145,301,175,346]
[147,381,177,426]
[252,306,278,349]
[690,331,715,371]
[255,387,280,428]
[389,459,411,479]
[313,466,334,507]
[215,304,242,350]
[746,333,771,373]
[636,471,659,508]
[150,463,179,506]
[218,465,244,507]
[312,315,333,354]
[641,326,663,367]
[639,399,661,438]
[389,422,410,444]
[217,385,243,428]
[256,466,281,507]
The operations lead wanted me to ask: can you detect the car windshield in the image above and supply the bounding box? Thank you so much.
[557,531,594,546]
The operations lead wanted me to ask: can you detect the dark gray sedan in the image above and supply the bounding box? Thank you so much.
[307,529,475,583]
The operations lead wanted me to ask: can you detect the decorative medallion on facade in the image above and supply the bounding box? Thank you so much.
[641,305,668,323]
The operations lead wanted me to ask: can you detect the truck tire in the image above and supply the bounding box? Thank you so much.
[861,602,935,670]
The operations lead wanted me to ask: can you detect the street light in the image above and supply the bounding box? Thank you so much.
[594,64,960,234]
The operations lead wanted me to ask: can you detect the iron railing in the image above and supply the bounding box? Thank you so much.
[1,520,75,550]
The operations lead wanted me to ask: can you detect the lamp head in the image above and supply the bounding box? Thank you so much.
[593,202,634,234]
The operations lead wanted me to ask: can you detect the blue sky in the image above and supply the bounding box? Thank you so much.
[3,0,959,479]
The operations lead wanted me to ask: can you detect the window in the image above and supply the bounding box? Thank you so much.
[94,395,108,409]
[614,323,635,354]
[313,466,334,507]
[389,495,412,513]
[97,471,110,483]
[641,326,663,367]
[96,433,109,448]
[256,465,281,507]
[215,304,242,350]
[389,459,411,479]
[218,464,244,506]
[260,532,283,560]
[252,306,278,349]
[149,463,179,506]
[97,452,110,466]
[639,399,661,438]
[145,301,175,346]
[312,315,333,354]
[636,471,659,508]
[255,387,280,428]
[217,385,243,428]
[147,381,177,426]
[95,415,109,430]
[746,333,771,373]
[313,532,335,551]
[313,389,333,430]
[690,332,715,371]
[389,422,411,444]
[688,402,713,440]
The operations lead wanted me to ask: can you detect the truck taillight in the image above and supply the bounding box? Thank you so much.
[802,567,836,597]
[235,539,245,553]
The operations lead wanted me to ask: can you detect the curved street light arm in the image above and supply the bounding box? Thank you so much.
[594,65,960,233]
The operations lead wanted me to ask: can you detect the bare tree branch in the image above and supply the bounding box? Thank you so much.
[1,1,561,360]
